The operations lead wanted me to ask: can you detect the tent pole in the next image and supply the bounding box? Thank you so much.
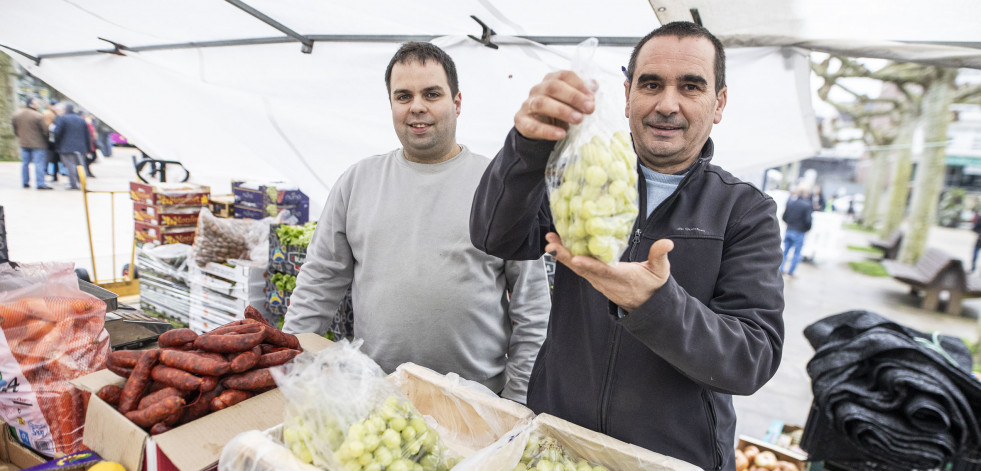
[224,0,314,53]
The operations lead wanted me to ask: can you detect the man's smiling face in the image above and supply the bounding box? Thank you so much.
[625,35,727,174]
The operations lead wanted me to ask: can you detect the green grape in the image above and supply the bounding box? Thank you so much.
[570,240,589,256]
[342,461,361,471]
[358,452,374,466]
[515,464,529,471]
[585,218,614,237]
[365,464,382,471]
[536,460,555,471]
[594,195,616,217]
[389,459,411,471]
[579,184,602,201]
[381,428,401,449]
[388,416,408,432]
[607,180,627,197]
[401,425,417,441]
[592,467,610,471]
[584,166,608,187]
[373,446,394,466]
[576,460,592,471]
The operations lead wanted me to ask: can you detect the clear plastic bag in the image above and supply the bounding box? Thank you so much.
[190,208,270,267]
[545,38,640,265]
[271,340,453,470]
[219,426,323,471]
[0,262,111,457]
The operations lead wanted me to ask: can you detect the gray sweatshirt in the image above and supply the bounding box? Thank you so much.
[283,146,551,402]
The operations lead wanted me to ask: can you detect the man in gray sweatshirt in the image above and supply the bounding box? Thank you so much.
[283,42,551,403]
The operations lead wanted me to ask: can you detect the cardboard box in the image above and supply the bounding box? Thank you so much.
[737,435,807,470]
[232,182,308,208]
[462,413,700,470]
[221,362,534,470]
[133,203,203,226]
[0,425,48,470]
[209,195,234,219]
[130,182,210,206]
[233,202,309,224]
[134,222,197,245]
[71,333,332,471]
[391,363,534,457]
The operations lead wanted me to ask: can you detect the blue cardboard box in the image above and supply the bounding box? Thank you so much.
[232,181,309,209]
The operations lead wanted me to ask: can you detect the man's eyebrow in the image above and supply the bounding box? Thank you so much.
[635,73,662,83]
[681,74,709,86]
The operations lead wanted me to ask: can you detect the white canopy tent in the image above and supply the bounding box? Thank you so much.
[2,1,976,212]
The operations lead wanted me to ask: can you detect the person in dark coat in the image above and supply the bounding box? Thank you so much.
[781,187,814,277]
[51,103,92,190]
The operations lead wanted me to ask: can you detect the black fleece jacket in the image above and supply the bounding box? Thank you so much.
[470,129,785,471]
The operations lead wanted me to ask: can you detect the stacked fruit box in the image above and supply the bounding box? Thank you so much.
[232,181,309,224]
[264,223,315,323]
[136,243,193,324]
[130,181,210,245]
[187,260,266,333]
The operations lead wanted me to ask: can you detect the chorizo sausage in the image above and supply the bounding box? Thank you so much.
[96,384,122,406]
[158,328,198,347]
[203,321,262,337]
[221,368,275,391]
[159,350,231,376]
[151,365,203,391]
[107,363,133,378]
[228,346,261,373]
[210,389,253,411]
[137,386,182,411]
[193,329,264,353]
[262,325,300,349]
[118,350,160,414]
[244,305,271,325]
[150,423,170,435]
[125,396,185,429]
[259,344,288,354]
[108,350,143,368]
[200,376,219,392]
[179,387,221,425]
[257,348,301,368]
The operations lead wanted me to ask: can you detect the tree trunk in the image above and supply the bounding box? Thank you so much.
[861,149,889,229]
[881,119,917,238]
[899,67,957,264]
[0,51,18,161]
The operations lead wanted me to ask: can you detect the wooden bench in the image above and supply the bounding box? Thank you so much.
[870,229,903,260]
[882,247,981,316]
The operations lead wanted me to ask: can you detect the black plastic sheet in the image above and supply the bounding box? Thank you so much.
[801,310,981,469]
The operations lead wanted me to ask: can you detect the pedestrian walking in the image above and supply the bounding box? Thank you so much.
[781,187,814,277]
[51,103,92,190]
[11,96,53,190]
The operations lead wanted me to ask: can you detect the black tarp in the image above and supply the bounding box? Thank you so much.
[800,310,981,469]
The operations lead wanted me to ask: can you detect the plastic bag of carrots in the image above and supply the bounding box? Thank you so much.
[0,262,111,457]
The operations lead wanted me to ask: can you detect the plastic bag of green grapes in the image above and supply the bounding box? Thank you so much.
[545,38,639,265]
[514,434,608,471]
[272,339,456,471]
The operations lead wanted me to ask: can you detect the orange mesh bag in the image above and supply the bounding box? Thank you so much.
[0,262,111,457]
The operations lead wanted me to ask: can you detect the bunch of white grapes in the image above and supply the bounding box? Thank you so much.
[513,434,610,471]
[550,131,639,263]
[283,395,454,471]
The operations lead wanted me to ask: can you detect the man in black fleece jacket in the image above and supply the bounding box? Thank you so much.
[469,22,784,470]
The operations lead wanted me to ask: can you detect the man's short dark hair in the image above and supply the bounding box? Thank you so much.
[24,96,37,107]
[384,42,459,98]
[625,21,726,94]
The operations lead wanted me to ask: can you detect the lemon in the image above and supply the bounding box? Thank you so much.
[88,461,127,471]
